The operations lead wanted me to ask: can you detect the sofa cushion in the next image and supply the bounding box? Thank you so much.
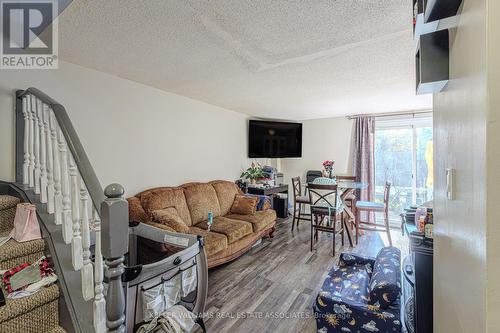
[141,188,192,226]
[211,181,241,216]
[208,232,260,263]
[188,227,227,256]
[225,210,276,232]
[369,247,401,309]
[319,263,372,306]
[151,207,190,234]
[230,195,258,215]
[195,217,252,244]
[183,183,221,224]
[145,221,176,233]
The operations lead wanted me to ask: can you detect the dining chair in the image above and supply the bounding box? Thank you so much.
[308,183,344,256]
[291,176,311,231]
[355,181,392,246]
[306,170,323,183]
[336,175,357,204]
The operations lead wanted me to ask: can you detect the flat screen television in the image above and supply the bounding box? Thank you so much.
[248,120,302,158]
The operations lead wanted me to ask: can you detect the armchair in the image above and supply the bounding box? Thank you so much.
[314,247,402,333]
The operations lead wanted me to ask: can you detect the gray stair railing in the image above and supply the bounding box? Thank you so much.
[16,88,107,333]
[101,184,128,333]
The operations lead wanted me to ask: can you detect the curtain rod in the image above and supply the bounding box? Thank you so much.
[346,109,432,120]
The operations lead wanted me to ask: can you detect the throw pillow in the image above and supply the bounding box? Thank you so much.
[244,194,271,211]
[261,198,271,210]
[151,207,189,234]
[230,195,258,215]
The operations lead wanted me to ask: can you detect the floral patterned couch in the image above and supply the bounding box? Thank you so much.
[127,181,276,268]
[314,247,402,333]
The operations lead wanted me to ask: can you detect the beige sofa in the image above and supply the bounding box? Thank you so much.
[127,180,276,268]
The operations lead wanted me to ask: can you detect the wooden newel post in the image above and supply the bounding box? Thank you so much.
[101,183,129,333]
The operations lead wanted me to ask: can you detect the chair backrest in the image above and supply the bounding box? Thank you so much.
[311,177,336,185]
[307,183,338,209]
[306,170,323,183]
[384,181,391,212]
[291,176,302,199]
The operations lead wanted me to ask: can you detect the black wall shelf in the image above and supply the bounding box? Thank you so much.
[416,30,449,95]
[424,0,463,23]
[413,0,459,39]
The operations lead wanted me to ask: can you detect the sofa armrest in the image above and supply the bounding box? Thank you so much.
[127,197,149,223]
[339,252,376,268]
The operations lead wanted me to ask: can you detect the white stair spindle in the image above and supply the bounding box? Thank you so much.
[93,210,106,333]
[33,96,41,194]
[45,104,55,213]
[69,157,83,270]
[38,100,48,203]
[52,112,62,225]
[28,95,35,188]
[59,129,72,243]
[80,184,94,300]
[22,96,29,185]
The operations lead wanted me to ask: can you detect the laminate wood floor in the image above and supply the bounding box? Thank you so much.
[205,217,403,333]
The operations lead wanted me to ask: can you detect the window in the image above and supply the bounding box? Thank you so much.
[374,113,433,217]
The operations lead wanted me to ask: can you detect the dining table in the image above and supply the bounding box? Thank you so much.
[308,178,368,247]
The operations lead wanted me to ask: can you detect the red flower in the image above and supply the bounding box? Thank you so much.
[322,160,335,168]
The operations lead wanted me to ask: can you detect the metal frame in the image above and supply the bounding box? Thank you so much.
[127,224,208,332]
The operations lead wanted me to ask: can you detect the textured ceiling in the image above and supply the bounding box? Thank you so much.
[57,0,431,120]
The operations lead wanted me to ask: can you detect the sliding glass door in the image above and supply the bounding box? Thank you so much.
[374,114,433,218]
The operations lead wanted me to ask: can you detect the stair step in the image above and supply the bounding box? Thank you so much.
[48,326,68,333]
[0,195,20,233]
[0,284,60,332]
[0,235,45,270]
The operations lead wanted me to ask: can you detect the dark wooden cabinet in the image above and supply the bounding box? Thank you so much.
[402,223,433,333]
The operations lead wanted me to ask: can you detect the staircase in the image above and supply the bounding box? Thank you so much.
[0,195,66,332]
[7,87,209,333]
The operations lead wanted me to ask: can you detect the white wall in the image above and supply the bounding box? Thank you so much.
[281,117,354,185]
[0,61,251,195]
[432,0,500,331]
[486,0,500,329]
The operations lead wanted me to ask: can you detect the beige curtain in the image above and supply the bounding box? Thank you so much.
[352,116,375,221]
